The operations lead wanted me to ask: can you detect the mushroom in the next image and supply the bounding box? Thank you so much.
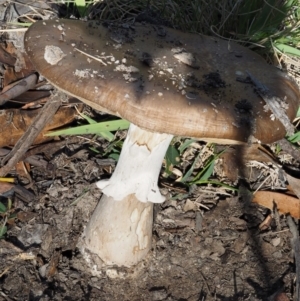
[24,20,300,268]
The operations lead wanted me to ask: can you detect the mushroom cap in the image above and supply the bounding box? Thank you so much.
[24,19,300,144]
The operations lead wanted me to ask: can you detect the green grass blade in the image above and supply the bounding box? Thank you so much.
[0,202,6,213]
[108,153,120,161]
[45,119,130,141]
[0,224,7,238]
[95,131,115,141]
[74,0,87,16]
[199,160,215,181]
[180,151,202,183]
[7,22,32,27]
[296,107,300,118]
[7,199,12,210]
[191,147,227,183]
[178,139,197,155]
[288,131,300,143]
[165,145,180,175]
[274,43,300,56]
[79,113,97,124]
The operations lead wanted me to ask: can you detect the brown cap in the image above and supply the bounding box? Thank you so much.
[24,19,300,144]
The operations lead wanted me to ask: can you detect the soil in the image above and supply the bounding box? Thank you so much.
[0,142,295,301]
[0,2,298,301]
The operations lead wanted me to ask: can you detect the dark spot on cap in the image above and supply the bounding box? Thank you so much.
[140,52,154,67]
[203,72,226,88]
[235,99,253,114]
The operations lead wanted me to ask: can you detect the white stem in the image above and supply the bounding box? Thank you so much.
[97,124,173,203]
[82,194,153,267]
[80,124,173,267]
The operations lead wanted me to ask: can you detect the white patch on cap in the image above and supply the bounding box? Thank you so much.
[114,64,139,73]
[44,45,66,65]
[74,69,91,78]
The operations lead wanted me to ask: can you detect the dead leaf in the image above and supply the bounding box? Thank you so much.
[15,161,31,179]
[0,44,16,66]
[252,191,300,219]
[3,66,19,87]
[5,42,35,81]
[271,291,289,301]
[221,144,276,181]
[183,199,196,212]
[0,105,81,147]
[16,211,37,222]
[221,150,239,181]
[47,250,61,278]
[285,173,300,199]
[0,182,14,194]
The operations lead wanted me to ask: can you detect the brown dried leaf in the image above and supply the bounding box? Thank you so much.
[221,144,276,181]
[0,182,14,194]
[244,144,276,162]
[221,150,239,181]
[270,291,290,301]
[47,250,61,278]
[252,191,300,219]
[2,42,36,87]
[0,105,80,147]
[5,42,35,77]
[285,173,300,199]
[15,161,31,179]
[3,66,19,87]
[0,44,16,66]
[16,211,37,223]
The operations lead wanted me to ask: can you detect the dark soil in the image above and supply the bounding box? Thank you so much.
[0,143,295,300]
